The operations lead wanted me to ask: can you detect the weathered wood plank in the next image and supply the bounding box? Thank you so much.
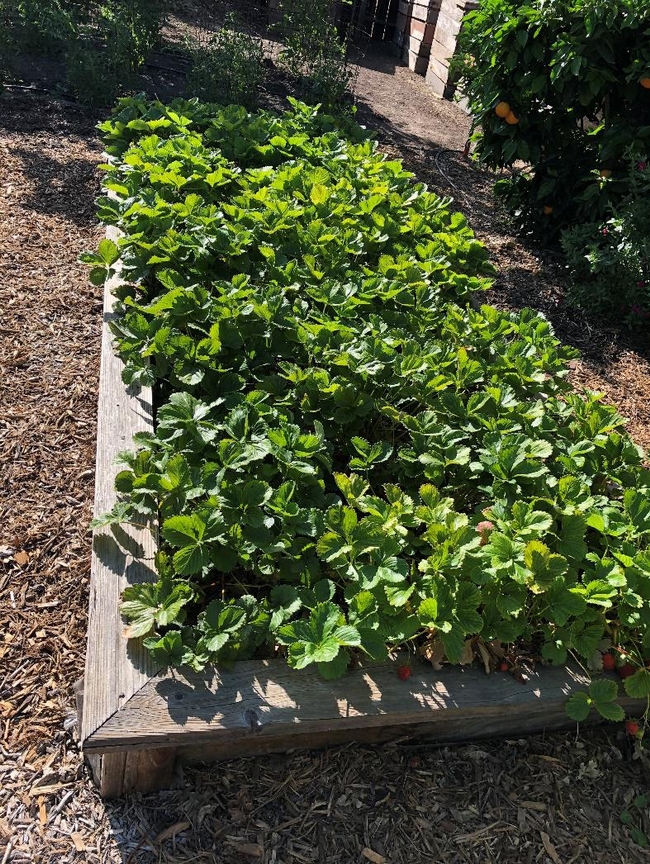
[85,658,644,756]
[90,749,177,798]
[81,226,160,789]
[173,698,602,766]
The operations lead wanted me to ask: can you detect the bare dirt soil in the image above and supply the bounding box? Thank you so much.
[1,42,650,864]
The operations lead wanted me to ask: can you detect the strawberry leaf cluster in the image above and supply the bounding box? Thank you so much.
[90,96,650,681]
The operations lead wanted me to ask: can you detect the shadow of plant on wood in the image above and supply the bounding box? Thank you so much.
[132,660,596,748]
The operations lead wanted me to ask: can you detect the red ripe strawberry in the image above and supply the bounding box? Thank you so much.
[617,662,636,679]
[397,665,411,681]
[626,720,641,737]
[602,652,616,672]
[498,662,509,673]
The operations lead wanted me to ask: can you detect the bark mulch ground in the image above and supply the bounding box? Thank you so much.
[1,46,650,864]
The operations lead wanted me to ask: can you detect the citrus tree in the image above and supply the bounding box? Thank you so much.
[454,0,650,234]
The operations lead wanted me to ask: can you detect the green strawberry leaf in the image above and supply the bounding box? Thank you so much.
[317,650,350,679]
[565,691,591,722]
[593,700,625,722]
[121,578,194,637]
[587,677,618,704]
[624,668,650,699]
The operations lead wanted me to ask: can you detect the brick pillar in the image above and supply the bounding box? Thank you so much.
[393,0,442,75]
[425,0,477,98]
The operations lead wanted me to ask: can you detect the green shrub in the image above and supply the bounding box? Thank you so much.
[0,0,15,80]
[65,0,167,105]
[185,19,264,108]
[561,153,650,322]
[100,0,166,73]
[275,0,353,109]
[86,97,650,689]
[455,0,650,235]
[15,0,75,57]
[3,0,166,105]
[65,42,125,107]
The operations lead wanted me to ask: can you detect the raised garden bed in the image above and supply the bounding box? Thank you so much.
[80,97,650,797]
[79,233,645,801]
[80,298,644,795]
[80,298,643,795]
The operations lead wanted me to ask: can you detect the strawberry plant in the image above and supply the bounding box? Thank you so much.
[87,96,650,689]
[566,678,626,723]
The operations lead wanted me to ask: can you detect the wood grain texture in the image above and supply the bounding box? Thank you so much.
[95,749,177,799]
[174,698,601,766]
[81,225,160,759]
[85,658,644,756]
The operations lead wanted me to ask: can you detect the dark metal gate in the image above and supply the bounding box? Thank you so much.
[345,0,400,41]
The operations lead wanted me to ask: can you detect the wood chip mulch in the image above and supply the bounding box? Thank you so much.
[1,71,649,864]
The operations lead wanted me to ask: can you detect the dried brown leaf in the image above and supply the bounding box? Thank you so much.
[520,800,547,812]
[419,637,445,670]
[71,833,86,852]
[233,842,264,858]
[459,639,474,666]
[541,831,562,864]
[361,848,386,864]
[154,821,191,844]
[489,639,505,659]
[476,638,492,674]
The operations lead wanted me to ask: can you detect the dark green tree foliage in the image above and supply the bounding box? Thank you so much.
[454,0,650,234]
[86,97,650,690]
[561,152,650,321]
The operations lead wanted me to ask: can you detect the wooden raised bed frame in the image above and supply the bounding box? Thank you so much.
[81,231,642,799]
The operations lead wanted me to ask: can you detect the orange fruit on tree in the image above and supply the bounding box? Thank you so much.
[505,111,519,125]
[543,205,553,215]
[640,77,650,89]
[495,101,511,118]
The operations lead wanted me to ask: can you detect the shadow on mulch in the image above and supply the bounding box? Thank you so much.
[351,41,400,76]
[0,86,102,135]
[8,146,100,227]
[98,728,650,864]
